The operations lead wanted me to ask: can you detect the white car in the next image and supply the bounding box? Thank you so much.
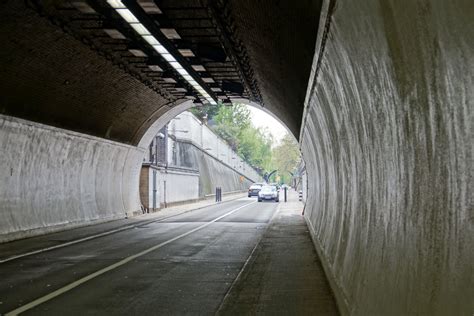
[248,183,264,197]
[257,185,279,202]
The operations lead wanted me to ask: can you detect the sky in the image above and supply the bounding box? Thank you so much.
[246,104,288,143]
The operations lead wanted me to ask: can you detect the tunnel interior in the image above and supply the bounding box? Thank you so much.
[0,0,471,315]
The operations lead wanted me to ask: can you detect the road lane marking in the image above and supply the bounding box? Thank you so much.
[5,201,256,315]
[0,226,134,264]
[0,199,248,264]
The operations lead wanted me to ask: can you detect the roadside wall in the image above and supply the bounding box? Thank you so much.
[0,114,142,242]
[167,112,262,182]
[301,0,472,315]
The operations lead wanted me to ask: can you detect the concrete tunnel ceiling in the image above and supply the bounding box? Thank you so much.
[0,0,321,145]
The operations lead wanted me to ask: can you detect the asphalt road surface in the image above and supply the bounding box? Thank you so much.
[0,198,280,315]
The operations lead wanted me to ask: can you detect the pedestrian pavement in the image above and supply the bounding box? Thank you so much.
[217,190,340,315]
[0,192,247,262]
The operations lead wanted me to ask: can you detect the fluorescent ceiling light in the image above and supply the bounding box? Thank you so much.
[107,0,126,8]
[152,44,168,54]
[107,2,216,104]
[162,54,176,62]
[177,69,189,76]
[175,87,187,92]
[142,35,159,45]
[211,87,222,92]
[116,9,139,23]
[130,23,150,35]
[169,61,182,70]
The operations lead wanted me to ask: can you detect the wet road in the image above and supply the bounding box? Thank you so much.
[0,198,279,315]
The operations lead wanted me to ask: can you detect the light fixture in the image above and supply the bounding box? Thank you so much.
[106,0,217,105]
[192,65,206,72]
[160,28,181,40]
[137,0,162,14]
[103,29,126,39]
[142,35,159,45]
[152,44,168,54]
[163,77,177,83]
[202,77,215,83]
[178,49,195,57]
[177,68,189,76]
[148,65,162,72]
[116,9,139,23]
[129,49,147,57]
[161,54,176,62]
[130,23,150,35]
[169,61,182,69]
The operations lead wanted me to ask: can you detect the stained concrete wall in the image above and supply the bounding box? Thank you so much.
[301,0,473,315]
[167,139,256,197]
[0,114,143,243]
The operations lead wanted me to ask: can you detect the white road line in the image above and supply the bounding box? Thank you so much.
[0,198,247,264]
[5,201,256,316]
[0,226,134,264]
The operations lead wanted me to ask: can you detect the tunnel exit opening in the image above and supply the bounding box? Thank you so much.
[136,99,305,214]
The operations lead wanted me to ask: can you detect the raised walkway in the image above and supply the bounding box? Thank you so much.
[218,191,339,315]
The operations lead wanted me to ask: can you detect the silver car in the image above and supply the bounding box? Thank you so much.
[257,185,279,202]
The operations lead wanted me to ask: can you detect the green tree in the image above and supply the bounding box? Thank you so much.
[238,126,273,171]
[188,104,220,122]
[189,103,296,178]
[213,104,251,150]
[271,133,300,184]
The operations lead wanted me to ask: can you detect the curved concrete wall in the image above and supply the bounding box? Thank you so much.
[301,0,472,315]
[0,115,143,242]
[196,148,255,196]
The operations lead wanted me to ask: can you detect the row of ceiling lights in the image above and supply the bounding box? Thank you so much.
[106,0,217,105]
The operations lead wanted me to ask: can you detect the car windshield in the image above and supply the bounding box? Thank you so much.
[260,186,275,193]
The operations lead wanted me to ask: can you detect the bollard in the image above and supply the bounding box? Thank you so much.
[284,187,287,202]
[216,187,219,202]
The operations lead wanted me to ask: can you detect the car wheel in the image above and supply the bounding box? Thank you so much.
[258,199,262,202]
[248,195,251,198]
[275,199,279,202]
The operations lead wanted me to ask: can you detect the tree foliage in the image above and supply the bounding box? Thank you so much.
[188,103,299,182]
[270,133,300,183]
